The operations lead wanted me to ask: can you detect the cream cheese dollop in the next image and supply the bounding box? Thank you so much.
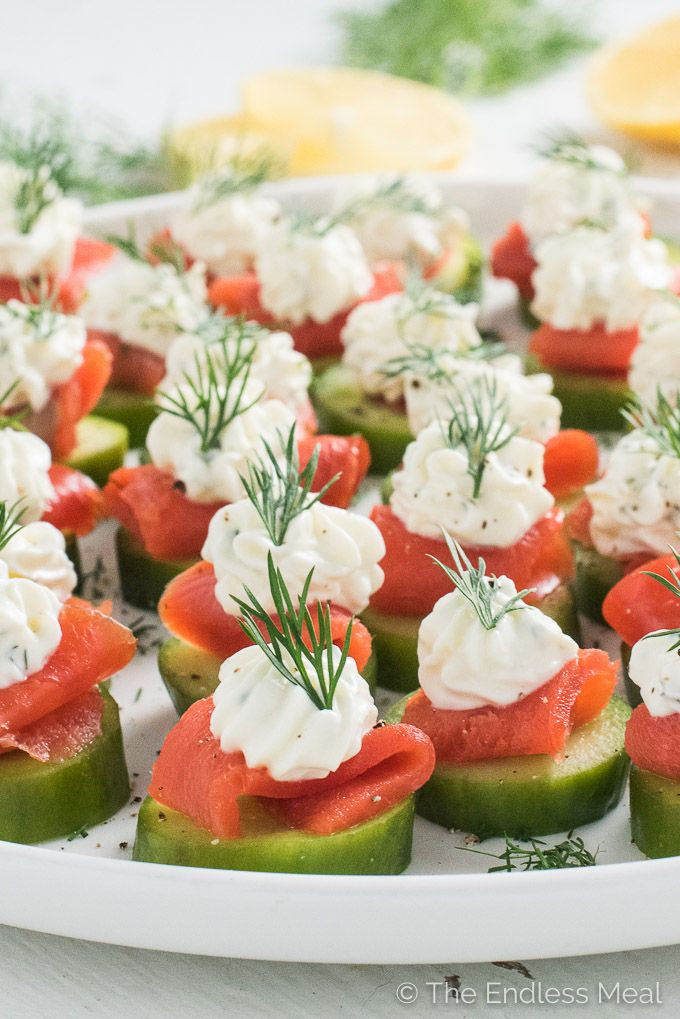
[210,643,377,781]
[0,429,55,522]
[404,355,561,442]
[338,174,469,265]
[0,161,81,279]
[418,575,577,710]
[0,521,77,601]
[82,257,208,358]
[628,631,680,718]
[146,390,296,504]
[202,497,385,617]
[531,224,671,332]
[255,217,372,325]
[172,175,280,275]
[390,418,553,547]
[161,322,312,412]
[629,293,680,408]
[0,300,86,413]
[0,575,62,689]
[341,289,481,404]
[521,143,641,246]
[586,428,680,558]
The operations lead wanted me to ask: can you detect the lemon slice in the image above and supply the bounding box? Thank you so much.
[588,17,680,146]
[240,67,471,175]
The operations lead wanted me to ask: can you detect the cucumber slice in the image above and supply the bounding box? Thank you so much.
[434,235,484,305]
[158,636,378,715]
[525,354,630,432]
[630,764,680,859]
[0,687,129,844]
[66,414,129,487]
[572,541,624,624]
[362,583,581,694]
[133,792,415,874]
[389,694,630,839]
[311,365,412,475]
[115,527,195,610]
[94,388,157,450]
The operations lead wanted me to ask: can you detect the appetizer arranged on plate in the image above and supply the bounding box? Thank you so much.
[157,427,383,712]
[0,502,137,843]
[104,318,370,608]
[364,380,577,692]
[568,390,680,622]
[136,554,434,873]
[388,536,630,838]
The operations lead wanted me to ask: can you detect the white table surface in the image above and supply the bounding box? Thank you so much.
[3,1,680,1013]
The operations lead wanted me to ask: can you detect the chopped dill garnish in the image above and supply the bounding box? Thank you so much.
[0,499,24,551]
[642,542,680,652]
[105,227,187,274]
[337,176,433,223]
[67,825,90,842]
[429,532,531,631]
[240,424,338,546]
[231,553,353,711]
[535,128,629,174]
[378,340,506,383]
[461,832,598,871]
[439,375,517,498]
[623,390,680,461]
[0,379,28,429]
[190,151,280,213]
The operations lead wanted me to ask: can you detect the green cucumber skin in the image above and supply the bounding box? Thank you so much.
[620,642,642,707]
[525,354,630,433]
[630,765,680,859]
[390,695,630,840]
[158,637,378,716]
[0,687,129,845]
[572,541,624,624]
[434,235,484,305]
[66,414,129,487]
[94,388,157,450]
[133,794,415,874]
[312,365,412,476]
[115,527,196,610]
[362,583,581,695]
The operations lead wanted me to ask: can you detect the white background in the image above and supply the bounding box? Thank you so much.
[3,0,680,1015]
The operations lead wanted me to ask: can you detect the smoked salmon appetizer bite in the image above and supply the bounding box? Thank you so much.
[362,379,578,692]
[135,553,434,873]
[0,529,137,843]
[388,535,629,839]
[157,428,383,712]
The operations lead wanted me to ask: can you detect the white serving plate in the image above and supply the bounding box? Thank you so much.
[1,176,679,964]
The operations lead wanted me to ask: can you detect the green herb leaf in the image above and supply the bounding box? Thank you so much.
[190,151,281,213]
[642,541,680,652]
[0,499,25,552]
[461,831,598,871]
[623,389,680,462]
[379,339,506,383]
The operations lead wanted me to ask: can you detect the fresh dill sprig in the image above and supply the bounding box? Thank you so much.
[623,391,680,461]
[5,286,63,342]
[461,832,598,872]
[13,163,60,234]
[240,425,338,546]
[440,375,516,498]
[535,128,630,175]
[378,340,505,383]
[429,531,530,631]
[336,0,596,97]
[156,334,259,454]
[105,227,187,274]
[0,379,28,430]
[642,542,680,652]
[231,553,353,711]
[0,499,25,552]
[191,152,279,213]
[337,176,433,224]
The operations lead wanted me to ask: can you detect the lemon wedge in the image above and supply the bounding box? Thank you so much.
[588,17,680,146]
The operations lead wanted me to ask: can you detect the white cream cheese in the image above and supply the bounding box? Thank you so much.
[82,257,208,358]
[629,293,680,408]
[0,161,82,279]
[390,418,553,547]
[341,289,481,404]
[0,575,62,689]
[0,521,77,601]
[418,575,577,710]
[202,497,385,617]
[210,643,377,781]
[172,174,280,275]
[522,143,641,246]
[0,300,86,413]
[587,428,680,559]
[0,429,55,522]
[255,217,372,325]
[531,224,671,332]
[146,390,296,504]
[629,631,680,717]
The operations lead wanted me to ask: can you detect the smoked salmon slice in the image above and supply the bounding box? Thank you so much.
[44,463,102,536]
[52,337,113,459]
[0,689,104,763]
